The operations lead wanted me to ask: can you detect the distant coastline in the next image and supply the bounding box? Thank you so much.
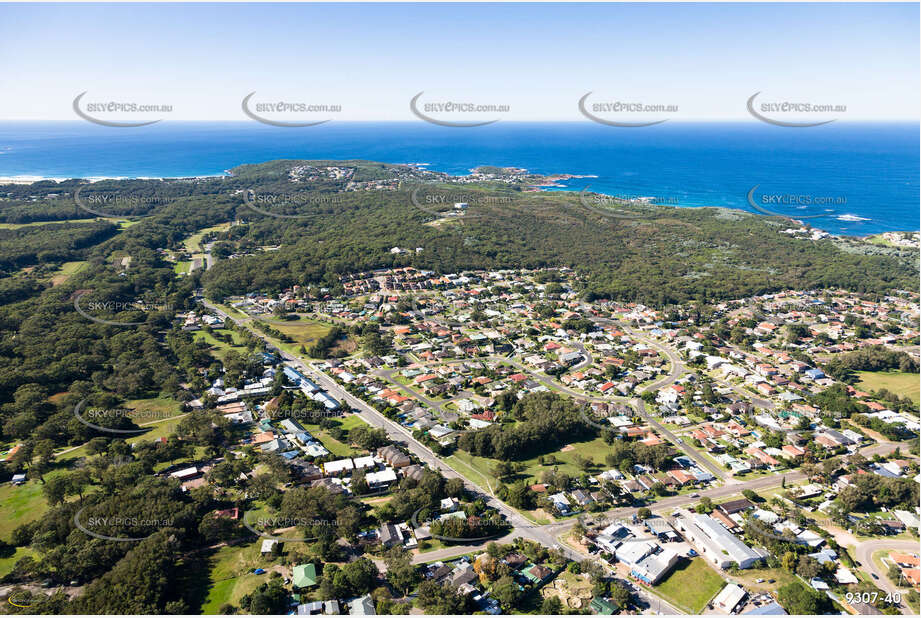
[1,170,918,243]
[0,121,917,235]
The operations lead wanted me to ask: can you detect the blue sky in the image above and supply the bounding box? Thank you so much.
[0,2,918,121]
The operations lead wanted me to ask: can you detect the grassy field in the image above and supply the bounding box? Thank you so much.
[254,317,333,353]
[856,371,920,404]
[0,217,136,230]
[0,546,36,579]
[653,557,724,613]
[57,397,186,461]
[183,222,232,253]
[200,541,289,614]
[174,260,192,275]
[448,434,615,489]
[729,565,797,594]
[49,260,88,286]
[193,328,249,363]
[0,480,50,541]
[301,414,368,458]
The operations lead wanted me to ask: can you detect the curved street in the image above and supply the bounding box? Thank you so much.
[854,539,920,615]
[203,298,916,616]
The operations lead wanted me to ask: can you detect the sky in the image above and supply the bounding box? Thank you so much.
[0,2,918,121]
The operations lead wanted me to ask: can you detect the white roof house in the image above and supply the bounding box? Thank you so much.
[324,458,355,474]
[365,468,398,486]
[261,539,278,553]
[713,583,747,613]
[352,455,376,469]
[675,512,765,569]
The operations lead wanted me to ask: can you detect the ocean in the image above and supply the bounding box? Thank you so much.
[0,121,917,236]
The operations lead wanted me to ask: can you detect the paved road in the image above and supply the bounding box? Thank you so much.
[205,300,684,613]
[854,539,919,615]
[632,397,730,482]
[372,367,449,412]
[202,299,914,616]
[569,341,593,372]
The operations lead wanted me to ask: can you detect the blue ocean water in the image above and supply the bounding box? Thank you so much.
[0,121,917,236]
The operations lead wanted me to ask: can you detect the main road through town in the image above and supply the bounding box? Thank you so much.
[201,299,911,614]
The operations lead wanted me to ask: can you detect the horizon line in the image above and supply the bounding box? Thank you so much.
[1,118,918,124]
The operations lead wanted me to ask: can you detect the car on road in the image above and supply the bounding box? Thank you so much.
[687,549,698,557]
[871,573,879,580]
[689,493,700,498]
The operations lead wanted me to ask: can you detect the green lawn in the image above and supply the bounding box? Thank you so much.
[856,371,920,404]
[448,434,614,489]
[50,260,88,286]
[183,222,232,253]
[200,541,284,614]
[729,565,797,594]
[174,260,192,274]
[254,317,333,354]
[0,217,135,230]
[125,396,184,423]
[653,557,724,613]
[0,481,49,540]
[57,397,185,461]
[194,328,248,363]
[416,538,449,553]
[0,546,36,579]
[301,415,368,458]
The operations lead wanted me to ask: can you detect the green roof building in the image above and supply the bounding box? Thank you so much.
[590,597,618,615]
[293,563,317,588]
